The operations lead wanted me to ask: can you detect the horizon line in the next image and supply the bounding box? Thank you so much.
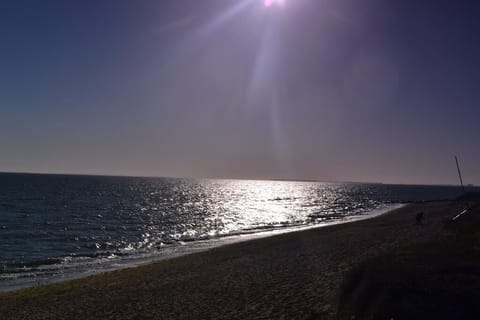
[0,170,473,188]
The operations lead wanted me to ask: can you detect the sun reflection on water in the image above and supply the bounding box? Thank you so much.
[72,178,383,252]
[1,175,467,292]
[187,179,335,239]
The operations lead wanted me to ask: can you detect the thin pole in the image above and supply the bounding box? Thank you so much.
[455,156,465,193]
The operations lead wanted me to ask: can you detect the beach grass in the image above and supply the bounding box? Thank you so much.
[1,198,479,319]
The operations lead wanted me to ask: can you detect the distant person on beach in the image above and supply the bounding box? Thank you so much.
[416,211,424,225]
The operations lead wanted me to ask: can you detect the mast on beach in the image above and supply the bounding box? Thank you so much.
[455,155,465,194]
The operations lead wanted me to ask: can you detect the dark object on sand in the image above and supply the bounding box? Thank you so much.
[416,211,424,224]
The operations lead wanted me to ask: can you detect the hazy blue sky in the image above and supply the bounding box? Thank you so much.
[1,0,479,185]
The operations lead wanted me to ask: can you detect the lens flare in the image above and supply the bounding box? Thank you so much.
[264,0,274,7]
[264,0,285,8]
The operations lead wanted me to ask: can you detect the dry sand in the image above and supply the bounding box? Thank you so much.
[0,200,472,319]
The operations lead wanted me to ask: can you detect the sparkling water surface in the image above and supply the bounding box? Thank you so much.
[0,173,473,292]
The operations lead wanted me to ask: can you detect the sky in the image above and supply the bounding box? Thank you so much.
[0,0,479,185]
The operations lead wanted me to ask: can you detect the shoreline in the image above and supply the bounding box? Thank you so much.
[0,203,404,294]
[0,200,471,319]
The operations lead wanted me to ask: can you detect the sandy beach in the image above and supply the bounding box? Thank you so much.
[1,198,478,319]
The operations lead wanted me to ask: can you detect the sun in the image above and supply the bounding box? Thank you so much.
[264,0,285,8]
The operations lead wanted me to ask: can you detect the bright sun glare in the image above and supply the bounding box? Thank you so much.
[264,0,285,8]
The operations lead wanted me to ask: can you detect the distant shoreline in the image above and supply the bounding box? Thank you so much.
[0,171,472,187]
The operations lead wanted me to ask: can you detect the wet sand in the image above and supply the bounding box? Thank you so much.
[0,200,473,319]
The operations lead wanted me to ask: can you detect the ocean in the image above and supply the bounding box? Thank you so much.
[0,173,473,292]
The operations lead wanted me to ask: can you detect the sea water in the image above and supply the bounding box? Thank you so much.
[0,173,473,292]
